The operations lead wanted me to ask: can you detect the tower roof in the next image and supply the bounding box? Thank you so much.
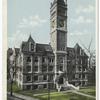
[51,0,66,6]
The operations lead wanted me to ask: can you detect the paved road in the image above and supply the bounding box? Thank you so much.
[7,94,24,100]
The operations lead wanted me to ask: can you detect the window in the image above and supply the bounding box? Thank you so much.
[43,84,47,88]
[34,57,38,62]
[58,78,64,84]
[42,66,47,72]
[27,85,31,90]
[42,57,45,63]
[49,75,53,81]
[31,43,34,51]
[34,85,38,89]
[83,67,85,71]
[34,66,38,72]
[43,75,47,80]
[27,76,31,82]
[48,66,53,72]
[27,57,31,62]
[82,74,85,79]
[49,58,54,63]
[26,66,31,72]
[34,76,38,81]
[82,81,85,86]
[29,42,34,51]
[59,66,63,71]
[79,67,81,71]
[79,74,81,79]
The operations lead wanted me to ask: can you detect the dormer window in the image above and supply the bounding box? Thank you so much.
[31,43,34,51]
[29,42,34,51]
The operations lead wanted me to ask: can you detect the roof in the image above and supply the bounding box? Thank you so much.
[36,43,53,52]
[21,35,53,53]
[51,0,65,7]
[21,42,29,52]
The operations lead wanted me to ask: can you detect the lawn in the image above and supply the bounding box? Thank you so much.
[7,82,96,100]
[7,81,21,93]
[35,92,95,100]
[79,86,96,96]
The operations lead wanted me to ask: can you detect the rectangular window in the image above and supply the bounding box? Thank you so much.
[82,74,85,79]
[34,76,38,81]
[26,66,31,72]
[42,66,47,72]
[49,58,54,63]
[43,75,47,80]
[49,75,53,81]
[79,67,81,71]
[34,57,38,62]
[27,85,31,90]
[27,57,31,62]
[83,67,85,71]
[79,74,81,79]
[43,84,47,88]
[48,66,53,72]
[59,66,63,71]
[42,57,46,63]
[34,85,38,89]
[31,43,34,51]
[34,66,38,72]
[27,76,31,82]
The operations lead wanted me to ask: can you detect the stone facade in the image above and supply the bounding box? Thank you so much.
[50,0,67,86]
[67,44,88,86]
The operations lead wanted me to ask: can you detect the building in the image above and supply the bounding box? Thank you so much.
[67,44,88,86]
[7,48,13,79]
[15,35,55,90]
[8,0,89,90]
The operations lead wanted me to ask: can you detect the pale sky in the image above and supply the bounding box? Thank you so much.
[8,0,96,51]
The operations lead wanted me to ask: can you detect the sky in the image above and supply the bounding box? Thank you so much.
[8,0,96,51]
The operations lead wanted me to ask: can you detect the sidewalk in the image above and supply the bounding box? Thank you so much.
[7,92,39,100]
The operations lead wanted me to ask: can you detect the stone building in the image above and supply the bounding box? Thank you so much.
[67,44,88,86]
[15,35,55,90]
[8,0,89,90]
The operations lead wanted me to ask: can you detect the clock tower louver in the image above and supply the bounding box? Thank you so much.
[50,0,67,85]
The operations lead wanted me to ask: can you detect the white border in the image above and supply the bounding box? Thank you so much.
[97,0,99,100]
[0,0,99,100]
[98,0,100,99]
[0,0,2,99]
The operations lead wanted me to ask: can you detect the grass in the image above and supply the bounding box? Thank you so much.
[7,82,21,92]
[7,82,96,100]
[35,92,95,100]
[79,86,96,96]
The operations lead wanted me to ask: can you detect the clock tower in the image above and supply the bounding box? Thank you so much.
[50,0,67,85]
